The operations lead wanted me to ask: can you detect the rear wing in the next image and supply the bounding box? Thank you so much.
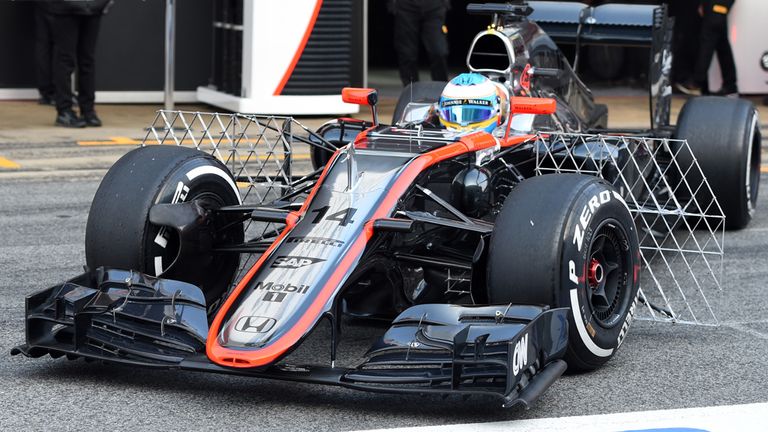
[528,2,659,47]
[527,1,673,129]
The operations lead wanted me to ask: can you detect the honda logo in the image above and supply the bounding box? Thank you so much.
[234,316,276,333]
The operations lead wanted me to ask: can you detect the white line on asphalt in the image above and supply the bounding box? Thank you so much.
[725,323,768,341]
[741,227,768,232]
[354,402,768,432]
[721,319,768,324]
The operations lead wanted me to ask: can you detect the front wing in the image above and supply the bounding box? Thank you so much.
[12,267,569,408]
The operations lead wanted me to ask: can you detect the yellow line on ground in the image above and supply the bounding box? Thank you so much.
[218,153,311,163]
[0,157,21,169]
[762,165,768,174]
[78,136,141,146]
[77,136,312,163]
[78,138,313,147]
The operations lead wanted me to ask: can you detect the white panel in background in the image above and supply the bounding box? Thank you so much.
[247,0,319,97]
[707,0,768,94]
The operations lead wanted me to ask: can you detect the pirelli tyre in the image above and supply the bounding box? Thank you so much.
[85,145,244,315]
[675,96,761,230]
[391,81,447,124]
[487,174,640,371]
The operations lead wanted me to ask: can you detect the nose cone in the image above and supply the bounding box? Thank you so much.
[208,142,417,367]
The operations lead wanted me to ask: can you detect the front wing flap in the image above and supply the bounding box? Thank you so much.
[12,267,209,365]
[346,304,569,408]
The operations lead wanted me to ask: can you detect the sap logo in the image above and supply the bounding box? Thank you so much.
[271,256,325,269]
[512,333,529,376]
[255,281,310,295]
[234,316,276,333]
[285,237,345,248]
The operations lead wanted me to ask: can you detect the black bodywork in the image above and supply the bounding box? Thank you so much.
[14,1,676,408]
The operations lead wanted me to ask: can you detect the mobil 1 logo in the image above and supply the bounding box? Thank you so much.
[255,280,310,303]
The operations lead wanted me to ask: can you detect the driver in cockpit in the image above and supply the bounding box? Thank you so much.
[437,72,510,137]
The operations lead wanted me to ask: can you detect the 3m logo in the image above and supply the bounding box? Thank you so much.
[271,256,325,269]
[263,292,287,303]
[234,316,276,333]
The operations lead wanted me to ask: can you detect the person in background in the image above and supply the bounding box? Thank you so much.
[35,3,56,106]
[389,0,450,86]
[48,0,112,128]
[668,0,701,91]
[676,0,738,97]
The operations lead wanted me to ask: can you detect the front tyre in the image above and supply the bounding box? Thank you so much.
[85,145,244,314]
[487,174,640,371]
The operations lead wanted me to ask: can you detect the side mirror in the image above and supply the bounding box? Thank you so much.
[510,97,556,115]
[342,87,379,125]
[342,87,378,106]
[250,208,293,224]
[373,218,414,233]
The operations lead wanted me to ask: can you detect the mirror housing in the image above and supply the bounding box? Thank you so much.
[342,87,379,126]
[373,218,414,233]
[342,88,378,106]
[510,97,556,115]
[250,208,293,224]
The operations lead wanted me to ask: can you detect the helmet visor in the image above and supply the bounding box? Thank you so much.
[439,99,495,126]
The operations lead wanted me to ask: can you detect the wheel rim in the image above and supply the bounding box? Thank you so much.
[587,220,632,328]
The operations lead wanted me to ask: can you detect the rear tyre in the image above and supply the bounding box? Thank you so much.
[310,119,369,171]
[391,81,447,124]
[675,96,761,230]
[487,174,640,371]
[309,135,341,172]
[85,145,244,314]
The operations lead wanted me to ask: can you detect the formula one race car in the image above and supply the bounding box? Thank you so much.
[13,1,761,408]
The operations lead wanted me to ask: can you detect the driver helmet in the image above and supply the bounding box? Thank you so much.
[438,73,507,134]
